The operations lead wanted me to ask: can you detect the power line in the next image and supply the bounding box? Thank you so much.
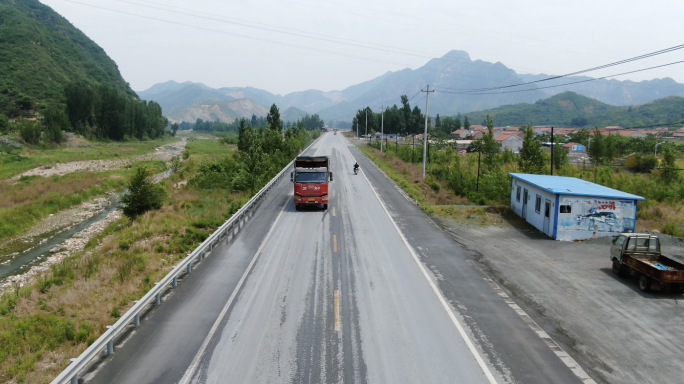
[122,0,544,85]
[435,60,684,95]
[283,0,623,69]
[61,0,433,69]
[434,43,684,93]
[122,0,440,59]
[313,0,631,58]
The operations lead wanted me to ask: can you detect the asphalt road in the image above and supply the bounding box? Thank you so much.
[87,133,586,384]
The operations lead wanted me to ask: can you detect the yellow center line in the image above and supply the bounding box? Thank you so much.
[333,235,337,252]
[333,207,336,216]
[334,290,340,332]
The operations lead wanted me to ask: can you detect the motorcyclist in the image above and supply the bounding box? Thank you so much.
[353,162,359,174]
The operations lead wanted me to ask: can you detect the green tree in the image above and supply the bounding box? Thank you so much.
[42,105,68,144]
[171,123,179,137]
[588,128,606,164]
[0,114,9,134]
[237,118,252,152]
[18,119,41,144]
[463,116,470,130]
[660,145,681,184]
[266,104,282,132]
[518,124,545,174]
[552,143,568,170]
[471,115,501,171]
[121,166,167,219]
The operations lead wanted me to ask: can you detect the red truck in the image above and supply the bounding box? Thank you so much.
[291,156,333,210]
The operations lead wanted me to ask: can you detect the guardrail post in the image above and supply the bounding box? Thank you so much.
[172,276,178,287]
[187,263,192,273]
[106,326,113,355]
[133,301,140,326]
[154,284,161,305]
[69,358,78,384]
[199,252,204,261]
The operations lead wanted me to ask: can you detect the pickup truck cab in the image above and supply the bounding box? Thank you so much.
[610,233,684,292]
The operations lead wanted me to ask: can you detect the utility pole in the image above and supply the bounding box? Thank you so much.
[365,109,368,141]
[550,126,554,175]
[421,85,435,179]
[380,106,383,152]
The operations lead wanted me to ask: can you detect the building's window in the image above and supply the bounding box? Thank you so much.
[535,195,542,213]
[560,205,572,213]
[516,186,521,202]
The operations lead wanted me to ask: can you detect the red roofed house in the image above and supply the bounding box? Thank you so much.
[495,132,524,152]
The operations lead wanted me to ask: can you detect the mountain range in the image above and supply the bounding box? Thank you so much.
[0,0,135,117]
[138,50,684,125]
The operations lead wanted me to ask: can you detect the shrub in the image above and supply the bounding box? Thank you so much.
[121,166,167,219]
[17,119,41,144]
[662,222,682,237]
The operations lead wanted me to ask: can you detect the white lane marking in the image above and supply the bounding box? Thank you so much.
[341,138,498,384]
[466,260,597,384]
[178,195,291,384]
[334,290,341,332]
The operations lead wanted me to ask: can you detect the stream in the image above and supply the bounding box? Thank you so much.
[0,197,120,281]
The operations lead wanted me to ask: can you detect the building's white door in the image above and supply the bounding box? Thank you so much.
[543,199,551,234]
[522,189,528,219]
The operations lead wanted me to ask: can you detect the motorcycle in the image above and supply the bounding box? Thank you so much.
[354,166,359,175]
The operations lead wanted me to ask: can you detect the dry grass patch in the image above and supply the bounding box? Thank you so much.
[432,206,510,226]
[0,175,248,383]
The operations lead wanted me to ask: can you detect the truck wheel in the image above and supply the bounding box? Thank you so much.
[674,284,684,294]
[638,275,652,292]
[295,204,301,211]
[612,260,627,277]
[323,204,328,210]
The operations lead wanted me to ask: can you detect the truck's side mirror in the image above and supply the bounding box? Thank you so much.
[290,172,294,182]
[329,172,333,182]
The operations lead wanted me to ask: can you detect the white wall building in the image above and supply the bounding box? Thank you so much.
[509,173,645,241]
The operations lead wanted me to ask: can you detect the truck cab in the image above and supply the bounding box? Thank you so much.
[291,156,332,210]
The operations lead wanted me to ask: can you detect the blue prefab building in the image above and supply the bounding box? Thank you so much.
[509,173,646,241]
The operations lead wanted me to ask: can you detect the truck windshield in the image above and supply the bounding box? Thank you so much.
[295,172,328,183]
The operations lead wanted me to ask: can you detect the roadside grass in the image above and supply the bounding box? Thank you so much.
[358,145,466,214]
[0,161,167,242]
[0,168,249,383]
[0,136,177,180]
[359,143,684,232]
[184,137,236,158]
[432,205,511,226]
[0,134,255,383]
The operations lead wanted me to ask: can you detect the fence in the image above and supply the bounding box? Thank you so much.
[50,136,321,384]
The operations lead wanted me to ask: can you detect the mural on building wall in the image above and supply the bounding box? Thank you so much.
[558,198,636,233]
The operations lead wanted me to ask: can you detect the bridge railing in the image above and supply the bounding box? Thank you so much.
[51,136,321,384]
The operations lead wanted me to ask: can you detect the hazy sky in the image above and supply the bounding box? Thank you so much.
[42,0,684,95]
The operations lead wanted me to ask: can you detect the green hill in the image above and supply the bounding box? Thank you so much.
[0,0,135,117]
[462,92,684,128]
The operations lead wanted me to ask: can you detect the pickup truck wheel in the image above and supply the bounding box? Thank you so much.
[638,275,652,292]
[612,260,626,277]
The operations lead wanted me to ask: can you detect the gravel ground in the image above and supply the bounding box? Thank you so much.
[436,215,684,384]
[9,138,187,180]
[0,209,122,295]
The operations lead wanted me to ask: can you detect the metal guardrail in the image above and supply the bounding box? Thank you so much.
[51,137,321,384]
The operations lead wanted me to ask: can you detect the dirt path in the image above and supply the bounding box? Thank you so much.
[10,138,187,180]
[436,216,684,384]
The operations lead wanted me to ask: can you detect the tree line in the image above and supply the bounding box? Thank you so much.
[177,106,325,134]
[191,104,320,193]
[1,83,168,144]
